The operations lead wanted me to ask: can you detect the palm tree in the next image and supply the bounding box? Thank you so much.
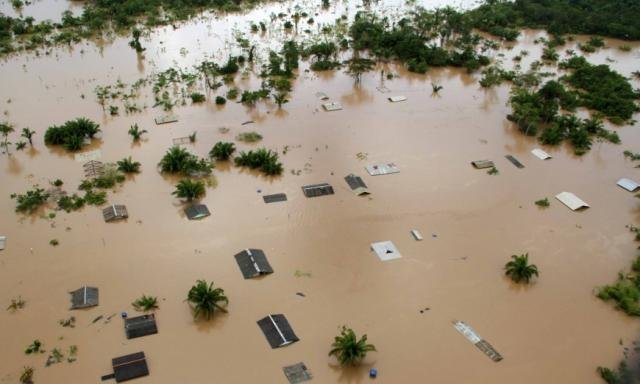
[186,280,228,320]
[21,128,35,146]
[209,142,236,161]
[132,295,158,311]
[273,92,289,109]
[329,326,376,366]
[431,83,443,94]
[116,157,141,173]
[504,253,539,283]
[128,124,147,142]
[0,121,15,155]
[173,179,205,201]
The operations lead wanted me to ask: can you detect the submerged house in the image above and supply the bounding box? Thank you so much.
[257,314,299,348]
[124,314,158,339]
[103,205,129,222]
[101,352,149,382]
[69,286,99,309]
[234,249,274,279]
[184,204,211,220]
[302,183,334,198]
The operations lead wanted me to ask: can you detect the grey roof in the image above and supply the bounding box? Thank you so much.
[111,352,149,382]
[257,314,299,348]
[344,174,369,195]
[103,205,128,222]
[263,193,288,203]
[184,204,210,220]
[471,160,494,169]
[70,286,99,310]
[302,183,334,198]
[505,155,524,169]
[125,314,158,339]
[154,115,178,125]
[234,249,273,279]
[283,362,312,384]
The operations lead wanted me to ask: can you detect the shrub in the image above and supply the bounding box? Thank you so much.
[44,118,100,152]
[234,148,283,175]
[11,187,49,213]
[535,198,550,208]
[190,92,206,103]
[236,131,263,143]
[58,194,85,212]
[117,157,141,173]
[209,142,236,161]
[215,96,226,105]
[158,146,212,176]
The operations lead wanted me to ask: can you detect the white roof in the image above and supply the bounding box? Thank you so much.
[315,92,329,100]
[388,96,407,102]
[74,149,101,163]
[531,148,552,160]
[453,320,482,344]
[0,236,5,250]
[371,241,401,261]
[366,163,399,176]
[322,102,343,111]
[617,178,640,192]
[555,192,589,211]
[411,230,423,241]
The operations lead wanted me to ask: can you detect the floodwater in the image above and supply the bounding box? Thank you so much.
[1,0,640,383]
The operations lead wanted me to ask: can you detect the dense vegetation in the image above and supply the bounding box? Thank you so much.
[158,146,212,176]
[469,0,640,41]
[44,118,100,152]
[234,148,283,176]
[186,280,228,320]
[11,187,49,213]
[597,256,640,316]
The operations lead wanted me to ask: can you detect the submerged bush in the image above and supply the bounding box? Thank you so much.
[11,187,49,213]
[158,146,212,176]
[44,118,100,152]
[234,148,283,175]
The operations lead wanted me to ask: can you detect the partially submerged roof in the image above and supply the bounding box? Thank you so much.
[453,320,503,362]
[376,85,391,93]
[366,163,399,176]
[315,92,329,100]
[555,192,589,211]
[322,102,342,111]
[234,249,274,279]
[75,149,102,163]
[172,136,191,146]
[388,95,407,102]
[84,160,105,178]
[0,236,5,250]
[125,314,158,340]
[154,115,178,125]
[471,160,494,169]
[302,183,334,198]
[411,229,423,241]
[505,155,524,169]
[184,204,210,220]
[371,241,402,261]
[101,352,149,382]
[617,178,640,192]
[70,286,99,310]
[103,205,128,222]
[263,193,288,203]
[344,174,369,195]
[257,314,299,348]
[531,148,552,160]
[283,362,312,384]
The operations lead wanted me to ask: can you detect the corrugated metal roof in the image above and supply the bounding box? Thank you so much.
[103,205,128,222]
[322,102,342,111]
[471,160,494,169]
[365,163,399,176]
[263,193,288,203]
[617,178,640,192]
[453,321,503,362]
[388,95,407,102]
[74,149,101,163]
[531,148,552,160]
[411,230,423,241]
[302,183,334,198]
[234,249,274,279]
[257,314,299,348]
[555,192,589,211]
[125,314,158,339]
[283,362,312,384]
[371,241,401,261]
[154,115,178,125]
[184,204,210,220]
[505,155,524,169]
[344,174,369,195]
[111,352,149,382]
[69,286,99,310]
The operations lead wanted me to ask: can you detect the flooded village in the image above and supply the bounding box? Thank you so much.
[1,0,640,383]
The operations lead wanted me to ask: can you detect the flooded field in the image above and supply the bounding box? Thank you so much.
[1,0,640,383]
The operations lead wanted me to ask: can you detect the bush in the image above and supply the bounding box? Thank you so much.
[158,146,212,176]
[215,96,226,105]
[84,190,107,205]
[11,187,49,213]
[190,92,206,103]
[236,132,262,143]
[44,118,100,152]
[209,142,236,160]
[226,88,238,99]
[234,148,283,175]
[58,194,85,212]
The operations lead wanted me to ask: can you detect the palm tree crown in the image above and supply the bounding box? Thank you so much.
[186,280,228,320]
[173,179,205,201]
[329,326,376,366]
[504,253,539,283]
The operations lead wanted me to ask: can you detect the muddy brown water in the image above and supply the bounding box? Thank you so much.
[1,0,640,383]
